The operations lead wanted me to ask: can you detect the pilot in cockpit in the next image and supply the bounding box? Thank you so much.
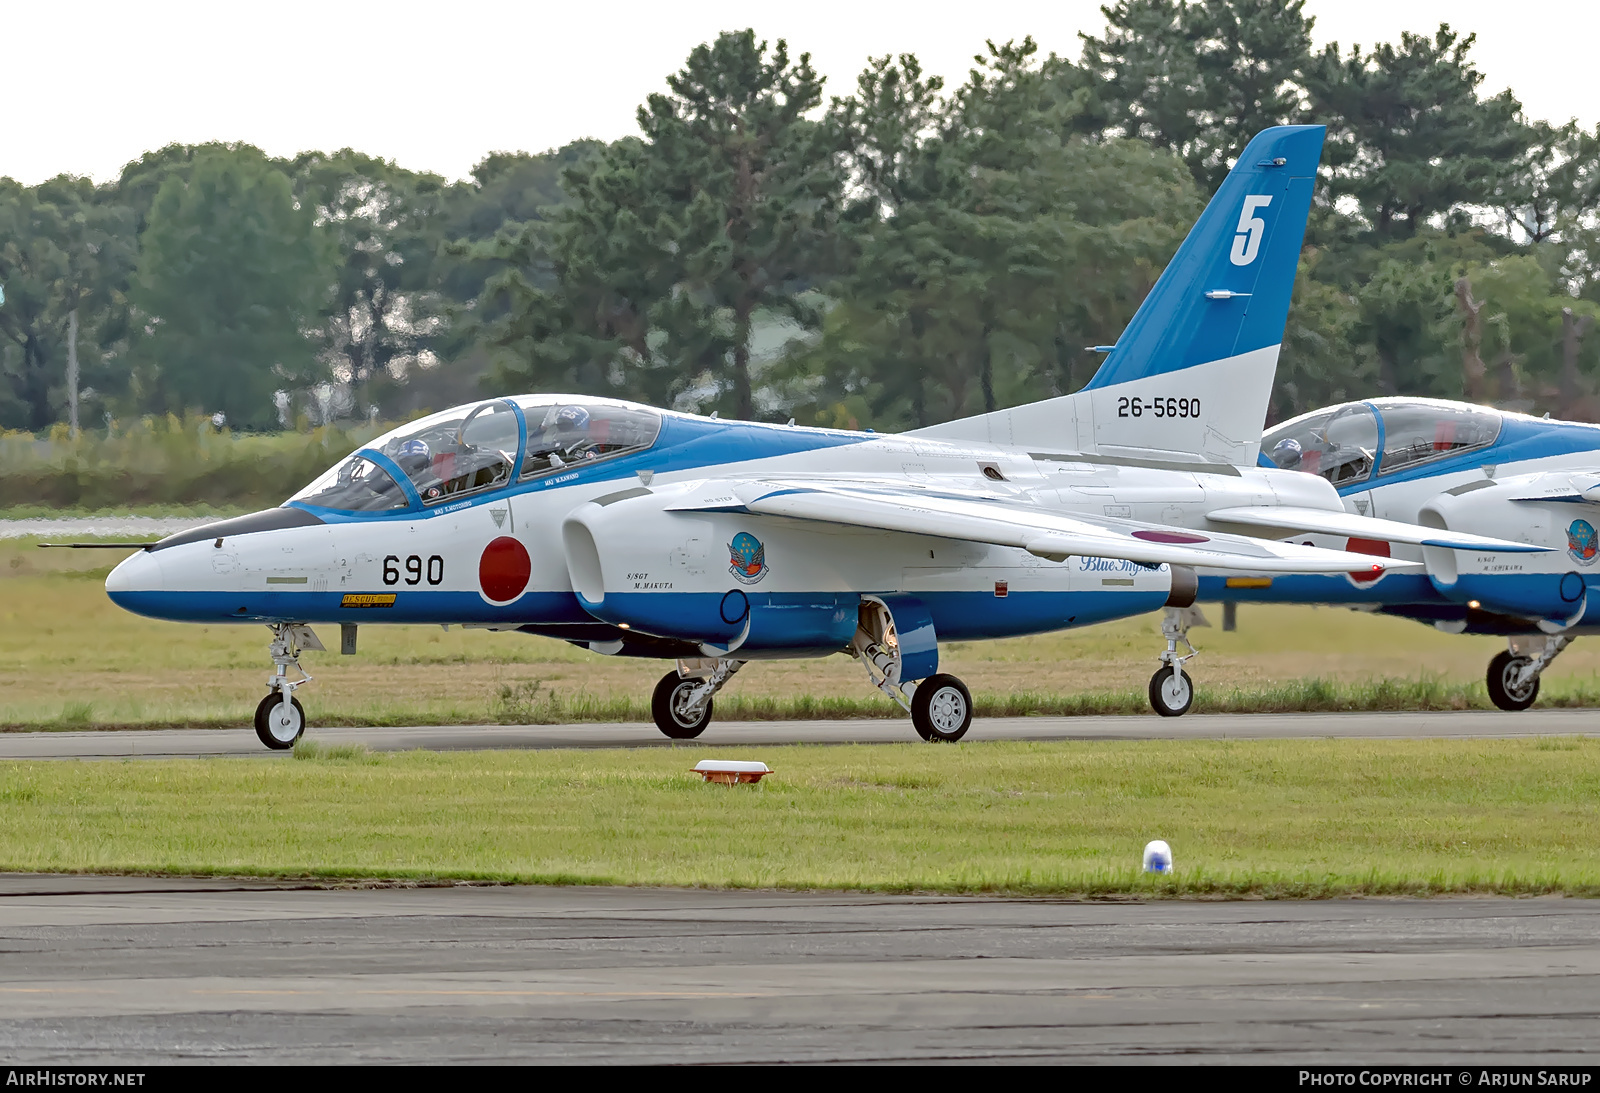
[1270,437,1303,470]
[396,438,431,478]
[396,438,445,501]
[531,405,598,467]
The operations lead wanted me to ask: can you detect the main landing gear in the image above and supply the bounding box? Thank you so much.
[255,623,322,749]
[1147,606,1209,717]
[652,658,743,739]
[852,599,972,742]
[1486,634,1574,712]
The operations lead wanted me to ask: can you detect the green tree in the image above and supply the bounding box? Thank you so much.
[1081,0,1314,191]
[484,32,845,419]
[1271,252,1375,421]
[129,150,333,428]
[1304,25,1529,239]
[786,43,1199,430]
[476,136,684,405]
[642,30,843,418]
[291,150,449,414]
[0,176,136,430]
[438,141,603,309]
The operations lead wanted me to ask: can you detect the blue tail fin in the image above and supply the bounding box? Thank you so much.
[1084,124,1324,390]
[911,125,1325,466]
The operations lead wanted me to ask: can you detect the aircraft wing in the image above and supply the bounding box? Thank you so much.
[666,480,1420,575]
[1205,506,1550,552]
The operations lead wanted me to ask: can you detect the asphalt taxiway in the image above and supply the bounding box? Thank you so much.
[1,708,1597,759]
[0,876,1595,1064]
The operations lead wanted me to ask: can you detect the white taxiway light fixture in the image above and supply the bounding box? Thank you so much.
[692,760,772,785]
[1143,840,1173,874]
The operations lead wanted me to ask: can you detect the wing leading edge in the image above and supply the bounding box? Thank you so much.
[666,480,1421,575]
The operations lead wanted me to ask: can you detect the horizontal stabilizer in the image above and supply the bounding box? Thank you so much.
[1205,506,1550,552]
[669,480,1420,575]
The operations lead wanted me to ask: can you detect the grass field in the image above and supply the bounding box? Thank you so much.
[8,536,1600,729]
[3,738,1597,894]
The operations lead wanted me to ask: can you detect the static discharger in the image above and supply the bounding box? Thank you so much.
[692,760,772,785]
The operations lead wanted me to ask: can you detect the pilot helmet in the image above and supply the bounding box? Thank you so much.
[396,438,431,471]
[544,405,590,433]
[1271,437,1303,468]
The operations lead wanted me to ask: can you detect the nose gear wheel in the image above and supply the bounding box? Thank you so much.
[255,692,306,749]
[254,623,319,750]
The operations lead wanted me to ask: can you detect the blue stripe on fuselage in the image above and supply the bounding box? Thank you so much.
[107,586,1169,643]
[1196,572,1442,605]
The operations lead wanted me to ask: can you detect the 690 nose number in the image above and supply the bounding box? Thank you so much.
[383,554,445,585]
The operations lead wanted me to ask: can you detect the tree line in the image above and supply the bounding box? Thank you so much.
[5,0,1600,434]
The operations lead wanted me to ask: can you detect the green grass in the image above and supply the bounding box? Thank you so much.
[4,738,1599,895]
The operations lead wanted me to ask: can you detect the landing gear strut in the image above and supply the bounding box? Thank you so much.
[851,599,970,741]
[1148,606,1208,717]
[1486,634,1573,712]
[652,658,742,739]
[255,623,322,750]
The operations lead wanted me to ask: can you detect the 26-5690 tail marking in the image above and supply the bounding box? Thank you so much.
[1118,396,1201,418]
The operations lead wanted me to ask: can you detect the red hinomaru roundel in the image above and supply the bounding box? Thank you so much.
[1344,537,1390,585]
[479,536,531,603]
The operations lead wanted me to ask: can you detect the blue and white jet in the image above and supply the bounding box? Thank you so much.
[103,125,1535,747]
[1192,395,1600,711]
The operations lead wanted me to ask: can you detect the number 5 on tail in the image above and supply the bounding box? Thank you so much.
[1230,195,1272,266]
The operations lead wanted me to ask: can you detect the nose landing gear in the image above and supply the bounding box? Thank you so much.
[255,624,322,749]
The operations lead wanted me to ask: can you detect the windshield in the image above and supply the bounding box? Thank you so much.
[291,455,410,512]
[373,400,521,505]
[515,400,661,478]
[1263,403,1379,487]
[1377,402,1501,475]
[290,397,663,514]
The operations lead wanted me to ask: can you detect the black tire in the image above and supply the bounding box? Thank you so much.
[910,674,973,742]
[1486,650,1540,711]
[254,692,306,750]
[1148,665,1194,717]
[652,672,712,739]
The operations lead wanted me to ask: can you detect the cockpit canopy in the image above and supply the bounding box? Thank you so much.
[1263,399,1502,487]
[289,397,662,514]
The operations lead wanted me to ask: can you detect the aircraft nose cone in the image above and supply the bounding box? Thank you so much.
[105,548,159,598]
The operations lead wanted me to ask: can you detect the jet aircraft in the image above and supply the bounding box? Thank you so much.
[103,125,1535,747]
[1187,395,1600,712]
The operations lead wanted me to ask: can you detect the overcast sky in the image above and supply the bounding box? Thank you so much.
[5,0,1595,186]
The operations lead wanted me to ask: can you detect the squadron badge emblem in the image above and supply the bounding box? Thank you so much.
[728,532,768,585]
[1568,519,1599,566]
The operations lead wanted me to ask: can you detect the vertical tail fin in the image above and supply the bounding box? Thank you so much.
[911,125,1325,465]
